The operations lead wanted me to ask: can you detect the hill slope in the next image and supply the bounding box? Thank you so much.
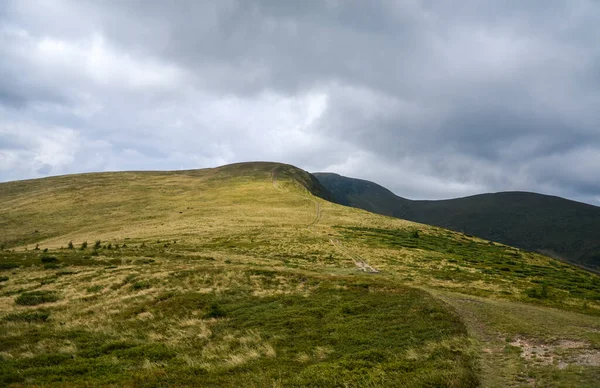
[1,162,599,387]
[314,172,600,270]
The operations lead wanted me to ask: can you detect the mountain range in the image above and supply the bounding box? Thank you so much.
[314,172,600,271]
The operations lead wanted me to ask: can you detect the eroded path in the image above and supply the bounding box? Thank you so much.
[309,200,322,227]
[427,289,600,387]
[329,238,379,273]
[270,167,378,273]
[271,167,323,229]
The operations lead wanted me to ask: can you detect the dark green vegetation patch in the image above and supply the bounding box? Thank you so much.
[14,291,59,306]
[40,255,58,263]
[337,226,600,312]
[3,310,50,323]
[0,263,19,270]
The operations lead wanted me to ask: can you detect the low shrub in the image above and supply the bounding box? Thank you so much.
[524,284,550,300]
[3,310,50,323]
[204,302,226,318]
[40,256,58,263]
[15,291,59,306]
[86,285,103,293]
[132,281,151,290]
[0,263,19,270]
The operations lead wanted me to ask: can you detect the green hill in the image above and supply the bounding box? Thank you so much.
[1,162,599,387]
[314,172,600,270]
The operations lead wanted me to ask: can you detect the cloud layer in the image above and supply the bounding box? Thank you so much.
[1,0,599,204]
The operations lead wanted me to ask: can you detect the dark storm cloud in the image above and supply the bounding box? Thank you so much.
[0,0,599,205]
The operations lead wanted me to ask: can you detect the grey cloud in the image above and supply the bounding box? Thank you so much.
[0,0,599,205]
[0,132,29,150]
[36,163,52,175]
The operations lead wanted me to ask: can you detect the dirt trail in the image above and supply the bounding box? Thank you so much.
[271,168,280,191]
[330,238,379,273]
[270,167,378,273]
[271,167,321,229]
[425,291,526,387]
[309,201,322,227]
[424,290,600,387]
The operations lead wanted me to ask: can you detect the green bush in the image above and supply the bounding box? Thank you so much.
[524,284,549,299]
[0,276,9,282]
[40,256,58,263]
[0,263,19,270]
[204,302,226,318]
[43,263,61,269]
[86,285,103,293]
[80,241,88,250]
[67,241,74,249]
[15,291,59,306]
[132,281,151,290]
[94,240,101,249]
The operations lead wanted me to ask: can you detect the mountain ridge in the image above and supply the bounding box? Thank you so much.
[314,172,600,270]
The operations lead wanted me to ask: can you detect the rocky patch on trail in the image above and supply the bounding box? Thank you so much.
[510,337,600,369]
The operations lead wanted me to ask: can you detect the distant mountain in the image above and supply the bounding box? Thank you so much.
[314,172,600,270]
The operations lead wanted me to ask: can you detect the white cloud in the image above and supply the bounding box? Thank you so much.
[1,25,185,97]
[0,121,79,180]
[35,34,185,90]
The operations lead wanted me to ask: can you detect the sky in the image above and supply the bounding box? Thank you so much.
[1,0,599,205]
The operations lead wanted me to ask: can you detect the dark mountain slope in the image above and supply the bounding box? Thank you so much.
[314,172,600,270]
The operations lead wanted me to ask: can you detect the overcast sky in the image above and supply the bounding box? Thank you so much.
[1,1,599,205]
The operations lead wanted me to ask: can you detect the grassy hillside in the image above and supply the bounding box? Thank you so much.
[314,172,600,270]
[1,162,599,387]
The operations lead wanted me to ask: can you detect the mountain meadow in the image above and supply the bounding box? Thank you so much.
[1,162,599,387]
